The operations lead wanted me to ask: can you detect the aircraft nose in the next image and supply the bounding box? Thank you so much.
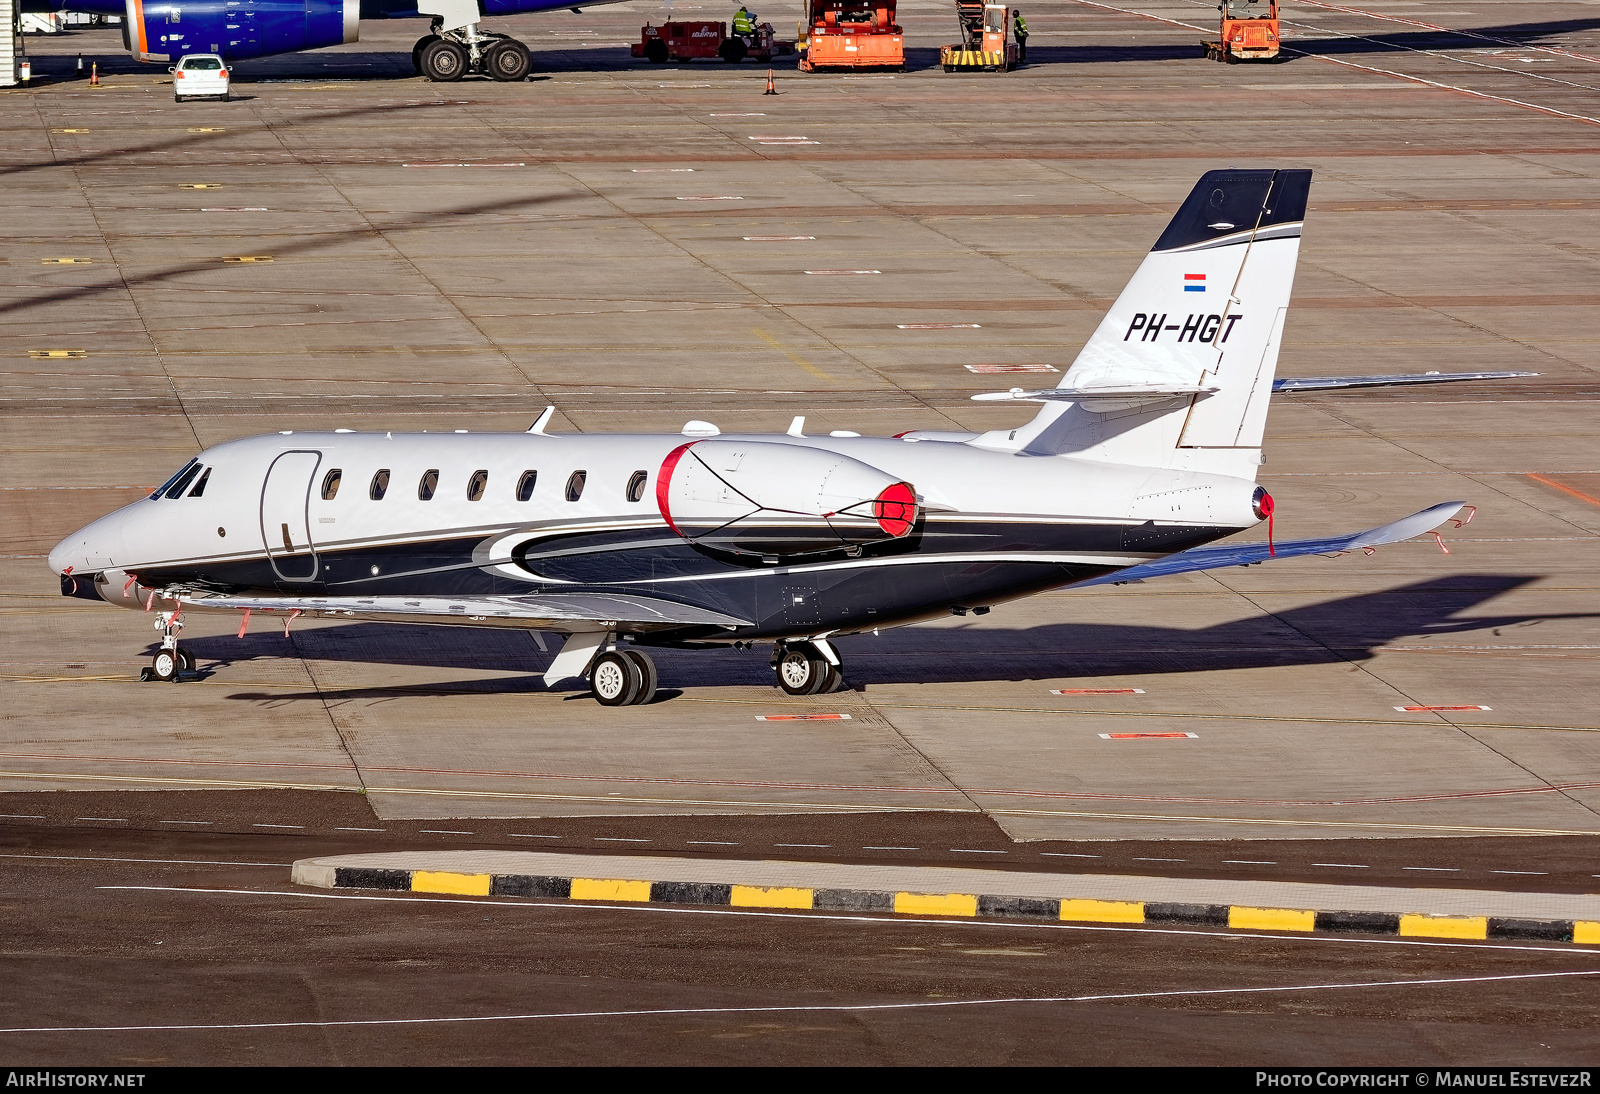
[49,510,120,576]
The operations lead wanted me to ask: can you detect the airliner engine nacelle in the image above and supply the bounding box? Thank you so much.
[657,439,919,559]
[122,0,359,63]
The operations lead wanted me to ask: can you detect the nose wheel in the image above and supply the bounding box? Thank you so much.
[773,642,843,695]
[140,611,195,682]
[589,649,658,706]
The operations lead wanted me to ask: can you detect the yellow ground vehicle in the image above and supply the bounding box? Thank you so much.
[940,1,1016,73]
[1204,0,1281,62]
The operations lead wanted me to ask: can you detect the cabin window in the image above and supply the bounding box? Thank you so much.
[187,467,211,498]
[467,469,488,502]
[370,469,390,501]
[151,459,200,500]
[516,470,538,502]
[163,461,203,499]
[418,468,439,501]
[320,469,342,501]
[565,470,587,502]
[626,470,649,503]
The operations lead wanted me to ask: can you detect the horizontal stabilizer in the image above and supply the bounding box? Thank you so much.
[1074,501,1467,588]
[1273,371,1536,393]
[971,385,1219,405]
[177,590,751,631]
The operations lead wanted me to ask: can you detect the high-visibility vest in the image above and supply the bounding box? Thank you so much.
[1014,14,1029,36]
[733,10,756,33]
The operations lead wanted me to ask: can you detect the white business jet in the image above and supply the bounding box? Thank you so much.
[49,169,1524,705]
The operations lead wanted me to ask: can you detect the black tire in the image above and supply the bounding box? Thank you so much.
[943,64,954,73]
[815,661,843,694]
[644,38,669,63]
[486,38,531,82]
[177,647,196,673]
[420,38,468,82]
[151,648,180,682]
[621,650,658,705]
[719,37,748,63]
[591,651,642,706]
[413,34,437,76]
[775,645,826,696]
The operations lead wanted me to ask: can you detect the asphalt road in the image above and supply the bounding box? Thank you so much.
[2,827,1599,1066]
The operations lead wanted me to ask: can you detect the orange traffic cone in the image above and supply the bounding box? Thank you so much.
[89,62,100,88]
[763,68,777,95]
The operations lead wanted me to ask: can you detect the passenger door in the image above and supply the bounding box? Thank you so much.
[260,450,321,582]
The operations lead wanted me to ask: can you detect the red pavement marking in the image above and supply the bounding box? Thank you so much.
[1396,705,1492,712]
[1528,473,1600,510]
[1052,688,1146,695]
[755,714,852,721]
[1099,732,1196,739]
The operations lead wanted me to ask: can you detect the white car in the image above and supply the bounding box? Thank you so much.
[171,54,230,102]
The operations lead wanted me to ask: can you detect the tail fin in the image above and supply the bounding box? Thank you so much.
[980,169,1310,474]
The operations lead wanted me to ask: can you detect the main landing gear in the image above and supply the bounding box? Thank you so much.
[140,611,196,682]
[588,649,659,707]
[412,27,532,82]
[772,641,843,695]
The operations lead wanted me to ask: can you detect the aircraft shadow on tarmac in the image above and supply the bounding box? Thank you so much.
[200,573,1599,700]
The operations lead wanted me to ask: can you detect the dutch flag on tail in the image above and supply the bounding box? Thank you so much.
[1184,273,1206,292]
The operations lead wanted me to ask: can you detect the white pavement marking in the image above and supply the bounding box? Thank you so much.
[98,887,1600,958]
[1,854,286,867]
[7,964,1600,1035]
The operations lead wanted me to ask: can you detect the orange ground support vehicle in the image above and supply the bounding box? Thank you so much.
[798,0,904,72]
[940,2,1017,72]
[633,20,794,63]
[1204,0,1281,62]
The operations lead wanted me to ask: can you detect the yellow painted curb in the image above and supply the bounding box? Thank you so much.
[1574,921,1600,945]
[1399,913,1488,940]
[730,885,814,910]
[570,877,652,902]
[1229,906,1315,932]
[894,892,978,917]
[1060,898,1144,924]
[411,870,490,896]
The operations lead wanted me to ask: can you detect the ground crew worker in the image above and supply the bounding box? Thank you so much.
[733,5,757,38]
[1013,8,1029,63]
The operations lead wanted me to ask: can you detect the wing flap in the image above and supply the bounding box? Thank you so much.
[1074,502,1467,588]
[177,590,750,631]
[1273,371,1536,392]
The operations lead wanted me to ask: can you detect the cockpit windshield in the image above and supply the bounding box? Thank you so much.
[150,459,200,500]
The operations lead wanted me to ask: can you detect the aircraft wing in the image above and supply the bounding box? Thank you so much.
[175,590,751,632]
[1074,501,1468,588]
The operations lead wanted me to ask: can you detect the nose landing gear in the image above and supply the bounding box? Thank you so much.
[773,641,844,695]
[140,611,195,682]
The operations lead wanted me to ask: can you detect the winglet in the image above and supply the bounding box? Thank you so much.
[528,406,556,434]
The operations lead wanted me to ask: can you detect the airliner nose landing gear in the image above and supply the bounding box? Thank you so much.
[589,649,659,706]
[773,641,843,695]
[140,611,195,682]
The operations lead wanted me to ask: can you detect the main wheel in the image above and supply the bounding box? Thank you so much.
[412,34,438,75]
[485,38,531,81]
[420,38,468,82]
[775,645,828,696]
[151,648,180,682]
[591,651,642,706]
[719,37,748,63]
[621,650,658,705]
[644,39,669,63]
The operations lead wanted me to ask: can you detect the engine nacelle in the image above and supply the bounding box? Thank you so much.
[123,0,358,62]
[657,440,919,559]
